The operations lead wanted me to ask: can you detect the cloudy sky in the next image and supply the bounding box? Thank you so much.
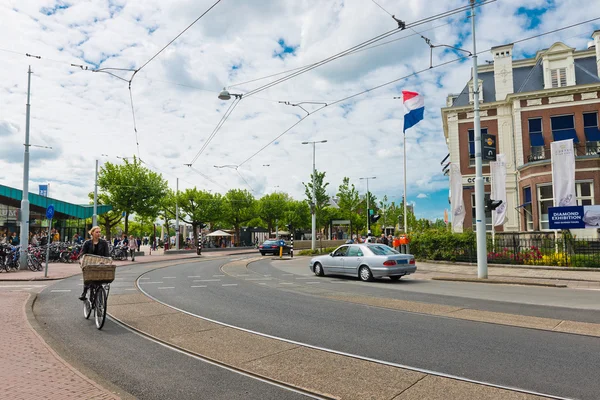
[1,0,599,220]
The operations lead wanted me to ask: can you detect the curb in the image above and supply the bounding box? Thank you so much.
[423,259,600,272]
[431,276,568,288]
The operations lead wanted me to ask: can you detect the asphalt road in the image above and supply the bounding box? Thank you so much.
[33,265,310,400]
[140,257,600,400]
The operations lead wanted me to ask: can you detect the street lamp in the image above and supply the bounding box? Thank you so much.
[218,88,243,101]
[359,176,377,233]
[302,140,327,250]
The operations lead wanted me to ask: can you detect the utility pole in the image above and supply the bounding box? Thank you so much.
[19,66,32,270]
[471,0,488,278]
[175,178,179,251]
[92,159,98,227]
[302,140,327,250]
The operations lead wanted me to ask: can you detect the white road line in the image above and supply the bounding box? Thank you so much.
[280,282,294,285]
[304,282,321,284]
[139,277,150,280]
[125,288,138,291]
[163,277,177,279]
[187,276,202,278]
[245,278,272,281]
[263,274,271,277]
[139,281,163,284]
[213,274,225,277]
[222,284,238,287]
[157,287,175,290]
[295,277,318,280]
[191,285,207,288]
[235,274,250,277]
[258,283,268,285]
[0,284,47,288]
[194,279,220,282]
[51,289,72,292]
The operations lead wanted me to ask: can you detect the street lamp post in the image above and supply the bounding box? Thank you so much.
[302,140,327,251]
[359,176,376,233]
[19,66,33,270]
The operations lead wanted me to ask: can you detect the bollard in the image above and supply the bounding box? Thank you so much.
[290,236,294,258]
[279,245,283,259]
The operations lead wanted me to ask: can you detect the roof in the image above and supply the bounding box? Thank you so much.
[451,56,599,107]
[206,229,232,237]
[0,183,112,219]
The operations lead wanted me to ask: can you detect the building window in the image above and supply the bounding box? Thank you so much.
[577,182,594,206]
[550,68,567,88]
[528,118,545,161]
[471,192,492,232]
[538,184,553,230]
[538,183,594,230]
[523,187,533,231]
[468,128,490,167]
[583,112,600,155]
[550,114,578,143]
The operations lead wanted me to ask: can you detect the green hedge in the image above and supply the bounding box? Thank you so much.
[297,247,338,256]
[409,229,476,262]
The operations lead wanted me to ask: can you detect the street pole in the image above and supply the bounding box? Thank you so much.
[175,177,179,251]
[471,0,488,278]
[92,159,98,227]
[311,143,316,250]
[366,178,370,232]
[19,66,32,270]
[403,131,409,252]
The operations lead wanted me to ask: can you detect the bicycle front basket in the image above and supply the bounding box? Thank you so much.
[82,264,116,284]
[80,254,113,269]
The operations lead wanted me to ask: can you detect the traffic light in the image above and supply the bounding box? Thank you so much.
[485,199,503,212]
[286,224,293,231]
[370,214,381,224]
[309,202,315,213]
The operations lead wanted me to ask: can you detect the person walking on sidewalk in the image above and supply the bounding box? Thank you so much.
[78,226,110,301]
[128,235,137,261]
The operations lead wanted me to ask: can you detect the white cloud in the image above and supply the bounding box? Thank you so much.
[0,0,597,219]
[417,193,428,199]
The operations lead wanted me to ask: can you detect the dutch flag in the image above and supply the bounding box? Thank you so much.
[402,90,424,133]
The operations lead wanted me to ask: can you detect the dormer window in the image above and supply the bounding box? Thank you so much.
[550,68,567,88]
[469,79,483,103]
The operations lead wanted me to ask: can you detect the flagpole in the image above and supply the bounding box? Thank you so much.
[403,131,408,253]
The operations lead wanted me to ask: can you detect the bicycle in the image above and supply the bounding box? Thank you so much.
[80,254,115,330]
[83,281,110,329]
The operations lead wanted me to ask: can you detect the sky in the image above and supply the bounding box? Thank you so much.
[1,0,599,220]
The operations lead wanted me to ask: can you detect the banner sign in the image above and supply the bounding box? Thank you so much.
[551,140,576,207]
[490,154,507,226]
[39,185,48,197]
[549,205,600,229]
[450,164,466,232]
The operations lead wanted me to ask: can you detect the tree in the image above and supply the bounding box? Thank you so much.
[178,188,223,249]
[223,189,256,245]
[336,177,363,237]
[159,189,177,235]
[97,156,169,235]
[303,169,330,232]
[283,200,311,238]
[258,192,289,234]
[88,192,122,241]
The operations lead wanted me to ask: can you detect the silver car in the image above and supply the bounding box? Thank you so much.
[309,243,416,282]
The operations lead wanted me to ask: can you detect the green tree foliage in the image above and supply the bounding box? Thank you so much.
[258,192,289,234]
[178,188,223,248]
[303,169,330,231]
[97,156,168,235]
[223,189,256,245]
[283,200,311,238]
[336,177,364,236]
[88,192,122,241]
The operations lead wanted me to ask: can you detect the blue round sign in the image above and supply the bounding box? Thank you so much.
[46,204,55,220]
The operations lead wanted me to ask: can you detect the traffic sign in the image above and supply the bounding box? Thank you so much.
[483,134,497,161]
[46,204,55,220]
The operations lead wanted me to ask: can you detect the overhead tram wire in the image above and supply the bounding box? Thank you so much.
[240,0,497,99]
[236,15,600,167]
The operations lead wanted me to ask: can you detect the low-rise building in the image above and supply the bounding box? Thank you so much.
[442,30,600,236]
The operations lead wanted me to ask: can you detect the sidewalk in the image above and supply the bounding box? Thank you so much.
[412,261,600,289]
[0,291,120,399]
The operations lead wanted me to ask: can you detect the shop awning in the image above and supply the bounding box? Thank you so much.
[0,183,112,219]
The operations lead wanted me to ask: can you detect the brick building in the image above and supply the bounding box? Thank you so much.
[442,31,600,236]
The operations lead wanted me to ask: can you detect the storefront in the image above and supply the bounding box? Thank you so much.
[0,184,112,243]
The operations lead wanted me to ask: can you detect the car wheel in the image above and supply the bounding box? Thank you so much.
[389,276,401,281]
[359,266,374,282]
[313,262,324,277]
[260,252,265,256]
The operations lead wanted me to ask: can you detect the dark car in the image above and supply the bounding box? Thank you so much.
[258,239,291,256]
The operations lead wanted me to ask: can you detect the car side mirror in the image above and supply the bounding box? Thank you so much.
[330,252,334,257]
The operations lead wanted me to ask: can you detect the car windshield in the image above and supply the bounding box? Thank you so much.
[367,245,399,255]
[263,240,279,245]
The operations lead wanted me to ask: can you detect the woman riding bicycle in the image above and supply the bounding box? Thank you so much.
[78,226,109,300]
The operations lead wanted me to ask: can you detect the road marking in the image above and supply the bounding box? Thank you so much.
[222,284,238,287]
[213,274,225,277]
[245,278,272,281]
[263,274,271,277]
[233,274,249,276]
[295,277,318,280]
[304,282,321,284]
[140,281,163,284]
[139,277,150,280]
[0,284,47,288]
[194,279,220,282]
[280,282,294,285]
[191,285,207,288]
[157,287,175,290]
[51,289,72,292]
[125,288,138,291]
[187,276,202,278]
[258,283,268,285]
[163,276,177,279]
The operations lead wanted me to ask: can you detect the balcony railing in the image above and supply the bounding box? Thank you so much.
[526,142,600,162]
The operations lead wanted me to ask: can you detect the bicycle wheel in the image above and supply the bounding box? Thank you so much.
[83,287,93,319]
[27,256,37,271]
[94,286,107,329]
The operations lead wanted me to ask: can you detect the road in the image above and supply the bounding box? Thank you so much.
[32,262,311,400]
[137,257,600,400]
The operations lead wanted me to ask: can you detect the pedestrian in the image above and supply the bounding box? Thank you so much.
[78,226,110,301]
[10,232,19,246]
[136,237,142,253]
[381,234,388,246]
[128,235,137,261]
